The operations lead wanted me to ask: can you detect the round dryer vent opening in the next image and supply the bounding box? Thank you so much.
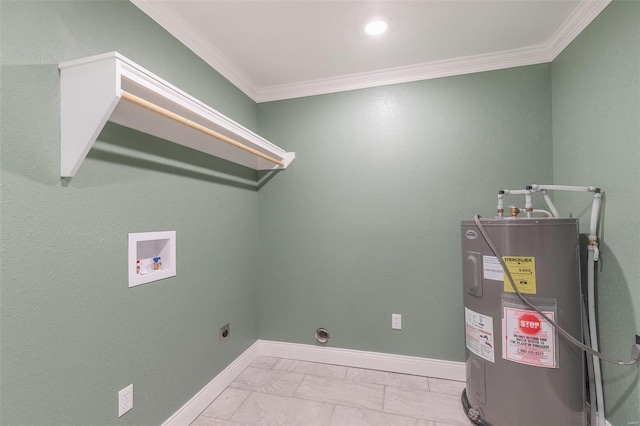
[315,328,330,343]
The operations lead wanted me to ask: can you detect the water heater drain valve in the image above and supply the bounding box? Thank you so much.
[632,344,640,362]
[467,407,481,421]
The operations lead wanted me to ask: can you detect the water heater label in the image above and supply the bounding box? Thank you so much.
[503,307,557,368]
[483,256,504,281]
[465,307,495,363]
[502,256,537,294]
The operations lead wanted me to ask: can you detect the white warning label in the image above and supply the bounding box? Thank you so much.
[483,256,503,281]
[465,307,495,363]
[502,307,557,368]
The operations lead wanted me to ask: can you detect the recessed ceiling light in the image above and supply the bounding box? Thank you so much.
[365,18,389,36]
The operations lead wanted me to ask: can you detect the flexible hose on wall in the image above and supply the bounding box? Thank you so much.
[587,191,604,426]
[582,294,596,425]
[587,249,605,426]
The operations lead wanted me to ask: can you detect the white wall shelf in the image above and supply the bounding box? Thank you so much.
[59,52,295,177]
[128,231,176,287]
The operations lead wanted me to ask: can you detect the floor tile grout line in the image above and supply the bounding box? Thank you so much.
[273,360,350,380]
[238,366,453,407]
[314,374,437,394]
[291,372,307,397]
[225,390,254,423]
[211,387,361,414]
[328,400,435,425]
[268,359,465,390]
[383,384,393,416]
[195,389,253,421]
[195,386,460,425]
[382,384,389,415]
[251,358,465,384]
[327,403,338,424]
[234,387,426,422]
[268,366,456,396]
[287,377,387,413]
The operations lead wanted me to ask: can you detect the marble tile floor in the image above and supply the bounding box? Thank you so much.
[191,356,472,426]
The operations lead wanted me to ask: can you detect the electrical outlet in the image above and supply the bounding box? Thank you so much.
[392,314,402,330]
[118,384,133,417]
[220,323,230,343]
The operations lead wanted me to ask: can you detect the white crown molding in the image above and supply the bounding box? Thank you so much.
[255,44,552,103]
[256,0,611,103]
[133,0,610,103]
[131,0,260,101]
[545,0,612,60]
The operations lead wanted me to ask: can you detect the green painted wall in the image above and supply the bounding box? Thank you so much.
[551,1,640,424]
[1,1,260,424]
[256,65,553,360]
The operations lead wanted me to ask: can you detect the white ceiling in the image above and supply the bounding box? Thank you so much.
[131,0,610,103]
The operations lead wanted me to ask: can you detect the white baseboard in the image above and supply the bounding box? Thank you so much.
[162,341,260,426]
[257,340,466,382]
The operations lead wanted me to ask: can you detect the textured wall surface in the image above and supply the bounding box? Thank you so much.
[3,0,638,424]
[1,1,260,424]
[551,1,640,424]
[256,64,553,360]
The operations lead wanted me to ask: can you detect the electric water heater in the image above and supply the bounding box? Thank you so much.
[460,218,585,425]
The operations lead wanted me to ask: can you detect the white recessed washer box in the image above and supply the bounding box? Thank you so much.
[128,231,176,287]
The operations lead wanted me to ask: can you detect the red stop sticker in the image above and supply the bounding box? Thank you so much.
[518,313,541,335]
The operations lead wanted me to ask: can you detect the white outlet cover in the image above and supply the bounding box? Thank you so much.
[118,384,133,417]
[392,314,402,330]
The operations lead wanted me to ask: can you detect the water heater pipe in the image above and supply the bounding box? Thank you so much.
[532,209,553,218]
[525,186,533,218]
[497,191,505,218]
[541,190,560,218]
[531,184,598,192]
[498,187,558,218]
[589,191,602,245]
[501,206,553,218]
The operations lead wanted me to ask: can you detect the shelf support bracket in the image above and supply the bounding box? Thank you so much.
[60,60,121,177]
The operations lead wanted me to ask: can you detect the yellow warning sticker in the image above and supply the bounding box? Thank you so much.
[503,256,536,294]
